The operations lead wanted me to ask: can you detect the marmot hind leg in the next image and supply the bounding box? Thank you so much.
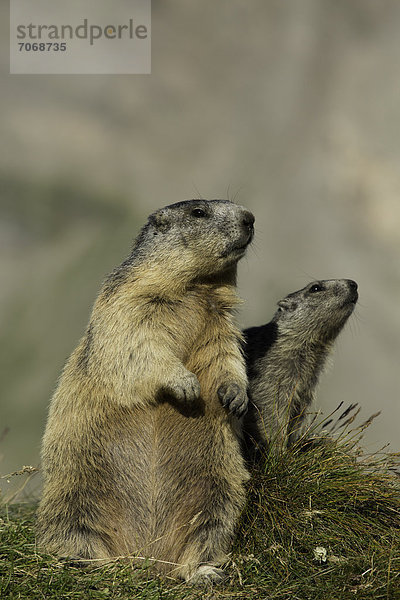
[172,514,236,584]
[37,526,116,566]
[186,565,227,586]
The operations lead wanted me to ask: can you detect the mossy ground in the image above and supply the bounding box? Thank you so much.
[1,425,400,600]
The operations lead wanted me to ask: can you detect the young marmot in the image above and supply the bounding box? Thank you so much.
[243,279,358,451]
[37,199,254,584]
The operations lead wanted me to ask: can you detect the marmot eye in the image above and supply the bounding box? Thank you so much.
[310,284,324,293]
[191,208,207,218]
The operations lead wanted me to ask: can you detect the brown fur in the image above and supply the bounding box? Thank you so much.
[37,199,254,584]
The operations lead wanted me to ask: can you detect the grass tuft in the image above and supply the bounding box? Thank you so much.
[235,432,400,599]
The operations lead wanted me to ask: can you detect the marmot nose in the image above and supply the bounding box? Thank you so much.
[347,280,358,291]
[242,210,255,230]
[346,280,358,303]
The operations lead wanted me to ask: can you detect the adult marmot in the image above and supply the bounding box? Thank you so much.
[37,199,254,584]
[243,279,358,451]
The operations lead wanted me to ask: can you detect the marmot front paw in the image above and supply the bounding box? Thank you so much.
[217,383,248,418]
[164,371,201,403]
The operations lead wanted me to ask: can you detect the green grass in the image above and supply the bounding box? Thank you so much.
[1,426,400,600]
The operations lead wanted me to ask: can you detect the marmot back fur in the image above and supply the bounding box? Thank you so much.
[37,199,255,584]
[243,279,358,451]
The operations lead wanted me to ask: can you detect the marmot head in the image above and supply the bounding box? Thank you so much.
[273,279,358,344]
[134,199,254,280]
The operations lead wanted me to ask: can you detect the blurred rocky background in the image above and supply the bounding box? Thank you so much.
[1,0,400,498]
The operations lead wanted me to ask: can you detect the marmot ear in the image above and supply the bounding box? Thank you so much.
[148,212,171,233]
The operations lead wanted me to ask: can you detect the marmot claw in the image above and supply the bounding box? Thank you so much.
[217,383,248,417]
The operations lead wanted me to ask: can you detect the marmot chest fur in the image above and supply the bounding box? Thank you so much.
[243,279,358,451]
[37,199,254,584]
